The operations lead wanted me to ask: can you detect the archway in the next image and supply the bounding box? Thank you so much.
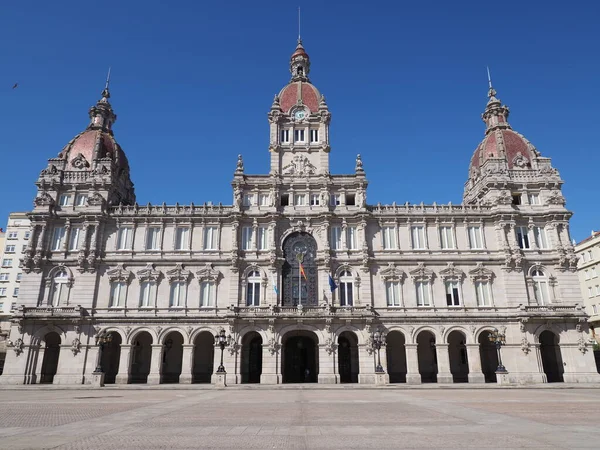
[448,331,469,383]
[282,330,318,383]
[282,232,318,306]
[417,331,437,383]
[386,331,407,383]
[539,330,564,383]
[100,332,122,384]
[130,331,152,383]
[478,331,499,383]
[338,331,359,383]
[241,332,263,383]
[40,332,61,384]
[192,332,214,383]
[162,331,184,384]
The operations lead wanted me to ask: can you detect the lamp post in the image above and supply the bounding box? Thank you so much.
[372,328,385,373]
[488,328,507,373]
[94,331,113,373]
[216,329,231,373]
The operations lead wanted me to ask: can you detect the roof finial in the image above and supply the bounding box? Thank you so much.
[486,66,496,98]
[298,6,301,42]
[101,67,111,100]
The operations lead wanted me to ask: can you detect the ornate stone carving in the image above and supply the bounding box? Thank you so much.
[70,338,81,356]
[267,337,281,356]
[439,263,465,281]
[355,154,364,173]
[380,263,405,282]
[166,264,191,282]
[137,263,161,282]
[521,337,531,355]
[34,191,54,207]
[228,342,240,356]
[196,263,222,282]
[87,191,105,207]
[235,154,244,174]
[70,153,90,169]
[469,263,495,281]
[282,155,317,176]
[519,318,528,333]
[106,264,132,283]
[546,189,566,206]
[512,152,530,169]
[8,338,24,356]
[324,337,337,355]
[409,263,435,282]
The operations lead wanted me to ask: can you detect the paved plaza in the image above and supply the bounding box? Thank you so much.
[0,386,599,449]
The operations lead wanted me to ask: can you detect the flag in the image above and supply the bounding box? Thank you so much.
[300,263,307,280]
[271,273,279,295]
[328,274,338,292]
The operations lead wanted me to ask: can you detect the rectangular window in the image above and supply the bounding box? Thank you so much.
[59,194,72,206]
[117,227,133,250]
[330,226,342,250]
[330,194,341,206]
[386,281,401,307]
[294,194,306,206]
[593,304,598,315]
[416,281,431,307]
[585,270,591,280]
[4,245,15,253]
[340,282,353,307]
[439,226,455,250]
[582,252,588,263]
[588,286,593,298]
[243,194,254,207]
[7,231,18,239]
[203,226,218,250]
[593,267,598,278]
[139,281,156,308]
[411,226,426,249]
[347,226,358,250]
[0,273,8,281]
[145,227,161,250]
[516,226,530,249]
[280,129,289,143]
[200,281,214,307]
[1,259,12,268]
[16,273,22,282]
[246,282,260,307]
[242,226,254,250]
[280,194,289,206]
[528,193,540,205]
[382,226,397,250]
[512,194,521,205]
[257,227,268,250]
[294,129,305,143]
[310,194,320,206]
[74,193,88,206]
[533,226,549,249]
[69,226,83,251]
[22,244,27,252]
[170,281,186,307]
[259,194,270,206]
[13,287,19,297]
[175,227,190,250]
[52,226,66,251]
[534,280,550,304]
[475,281,491,306]
[0,288,6,296]
[109,281,127,307]
[596,285,600,296]
[589,250,594,261]
[310,129,319,142]
[24,231,30,240]
[345,194,356,206]
[468,226,484,249]
[445,281,460,306]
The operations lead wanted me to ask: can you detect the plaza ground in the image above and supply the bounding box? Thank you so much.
[0,386,599,449]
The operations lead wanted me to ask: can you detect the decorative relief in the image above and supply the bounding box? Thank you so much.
[8,338,24,356]
[409,263,434,282]
[282,155,317,176]
[469,263,495,281]
[546,189,566,206]
[520,338,531,355]
[106,264,132,283]
[34,191,55,207]
[137,263,161,282]
[323,337,337,355]
[512,152,530,169]
[267,337,281,356]
[70,338,81,356]
[166,264,191,282]
[196,263,222,283]
[228,342,240,356]
[70,153,90,169]
[87,191,105,207]
[380,263,405,282]
[439,263,465,282]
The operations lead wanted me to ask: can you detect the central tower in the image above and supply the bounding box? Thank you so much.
[268,39,331,176]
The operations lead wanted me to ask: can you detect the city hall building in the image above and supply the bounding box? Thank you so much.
[1,40,598,386]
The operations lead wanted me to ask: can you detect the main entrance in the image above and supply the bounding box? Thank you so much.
[282,331,318,383]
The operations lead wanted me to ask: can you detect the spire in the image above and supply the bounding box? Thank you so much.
[88,68,117,132]
[290,9,310,82]
[481,67,510,134]
[101,67,111,101]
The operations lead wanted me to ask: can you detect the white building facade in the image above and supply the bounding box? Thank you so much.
[1,40,598,386]
[575,231,600,334]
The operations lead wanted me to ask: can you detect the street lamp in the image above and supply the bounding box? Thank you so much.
[488,328,507,373]
[371,328,385,374]
[94,331,113,373]
[216,329,231,373]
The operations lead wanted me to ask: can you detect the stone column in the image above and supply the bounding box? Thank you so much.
[357,345,376,384]
[147,344,163,385]
[260,346,280,384]
[179,344,194,384]
[317,345,337,384]
[405,343,421,384]
[466,344,485,383]
[115,344,132,384]
[436,343,454,383]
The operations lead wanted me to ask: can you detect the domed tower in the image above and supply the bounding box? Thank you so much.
[268,39,331,175]
[463,80,565,208]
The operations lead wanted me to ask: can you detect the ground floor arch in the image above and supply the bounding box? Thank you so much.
[193,332,214,383]
[241,332,263,383]
[417,330,437,383]
[338,331,359,383]
[130,331,152,384]
[478,330,499,383]
[448,330,469,383]
[100,332,122,384]
[539,330,564,383]
[282,330,318,383]
[162,331,184,384]
[40,332,61,384]
[386,330,407,383]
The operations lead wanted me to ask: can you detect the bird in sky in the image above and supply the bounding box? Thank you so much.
[12,83,18,89]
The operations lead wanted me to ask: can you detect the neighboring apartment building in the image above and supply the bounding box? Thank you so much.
[0,213,30,316]
[1,38,598,386]
[575,231,600,337]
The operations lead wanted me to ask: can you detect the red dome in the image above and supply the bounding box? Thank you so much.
[278,81,321,113]
[469,129,537,172]
[58,129,130,171]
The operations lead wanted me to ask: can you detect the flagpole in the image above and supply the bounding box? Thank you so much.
[298,262,302,306]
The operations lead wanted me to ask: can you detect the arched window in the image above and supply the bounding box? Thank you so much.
[50,270,70,306]
[247,270,261,307]
[532,268,550,304]
[339,270,353,307]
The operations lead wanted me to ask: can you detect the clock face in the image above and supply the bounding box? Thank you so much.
[293,109,306,120]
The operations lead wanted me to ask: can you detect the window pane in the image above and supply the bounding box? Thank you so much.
[204,227,217,250]
[258,227,268,250]
[69,227,82,251]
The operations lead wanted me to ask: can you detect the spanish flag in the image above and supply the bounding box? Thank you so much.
[299,263,308,280]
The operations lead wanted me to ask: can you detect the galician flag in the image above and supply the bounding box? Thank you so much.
[271,273,279,295]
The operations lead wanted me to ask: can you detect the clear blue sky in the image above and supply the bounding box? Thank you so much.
[1,0,598,242]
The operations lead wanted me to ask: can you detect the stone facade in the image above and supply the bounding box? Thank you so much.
[1,40,598,386]
[575,231,600,335]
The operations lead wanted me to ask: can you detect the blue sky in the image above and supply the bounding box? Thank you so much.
[1,0,598,242]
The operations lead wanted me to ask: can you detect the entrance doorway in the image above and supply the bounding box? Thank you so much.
[386,331,407,383]
[448,331,469,383]
[241,332,263,383]
[100,332,122,384]
[40,332,61,384]
[282,331,318,383]
[162,332,184,384]
[478,330,499,383]
[539,330,564,383]
[130,331,152,383]
[338,331,359,383]
[192,332,214,383]
[416,331,438,383]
